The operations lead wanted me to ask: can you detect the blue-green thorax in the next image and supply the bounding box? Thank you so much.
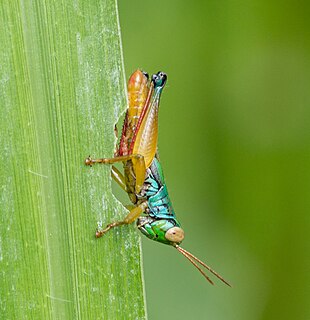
[137,156,184,245]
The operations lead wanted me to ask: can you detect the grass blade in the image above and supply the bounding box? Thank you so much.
[0,1,146,318]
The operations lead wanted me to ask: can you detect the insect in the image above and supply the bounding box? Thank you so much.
[85,70,230,286]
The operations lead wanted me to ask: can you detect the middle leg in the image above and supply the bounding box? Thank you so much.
[85,154,146,193]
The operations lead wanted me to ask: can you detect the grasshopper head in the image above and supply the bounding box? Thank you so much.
[137,217,184,245]
[137,217,231,286]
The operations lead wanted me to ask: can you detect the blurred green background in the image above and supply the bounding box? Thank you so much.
[118,1,309,320]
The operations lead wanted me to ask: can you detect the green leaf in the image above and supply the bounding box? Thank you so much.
[0,1,146,318]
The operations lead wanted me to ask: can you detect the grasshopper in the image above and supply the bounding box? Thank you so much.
[85,70,230,286]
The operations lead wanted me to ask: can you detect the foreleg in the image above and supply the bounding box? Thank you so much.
[96,202,148,238]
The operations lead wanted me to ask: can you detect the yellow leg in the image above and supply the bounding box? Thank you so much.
[96,202,148,238]
[131,155,146,193]
[111,166,127,192]
[85,155,146,193]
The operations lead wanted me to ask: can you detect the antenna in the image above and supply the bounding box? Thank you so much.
[175,245,231,287]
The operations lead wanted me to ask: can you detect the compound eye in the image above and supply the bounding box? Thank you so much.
[165,227,185,243]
